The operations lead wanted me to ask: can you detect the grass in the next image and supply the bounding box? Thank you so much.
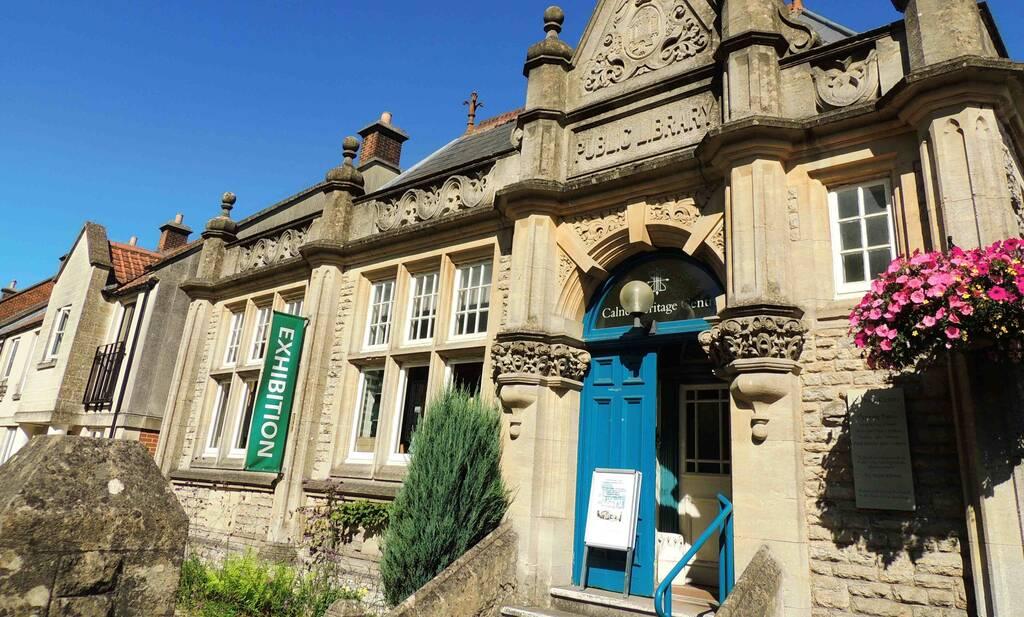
[177,552,365,617]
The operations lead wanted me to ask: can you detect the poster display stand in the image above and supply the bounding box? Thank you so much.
[579,468,642,597]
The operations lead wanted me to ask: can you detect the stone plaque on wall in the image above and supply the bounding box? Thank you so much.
[569,91,718,177]
[848,388,916,511]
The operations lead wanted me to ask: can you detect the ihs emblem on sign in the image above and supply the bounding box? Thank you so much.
[648,275,669,295]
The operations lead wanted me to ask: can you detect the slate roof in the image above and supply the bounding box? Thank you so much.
[0,279,54,327]
[375,111,521,195]
[109,242,162,285]
[798,9,857,45]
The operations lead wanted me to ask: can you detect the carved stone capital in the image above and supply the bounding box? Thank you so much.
[491,331,591,384]
[698,305,807,373]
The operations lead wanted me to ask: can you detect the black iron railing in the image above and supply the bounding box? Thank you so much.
[82,342,126,409]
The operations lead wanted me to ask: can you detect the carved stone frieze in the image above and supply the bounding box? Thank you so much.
[558,248,576,285]
[786,188,801,241]
[810,49,879,110]
[648,193,701,227]
[491,338,591,383]
[565,206,627,249]
[371,167,494,233]
[778,7,821,56]
[708,223,725,254]
[699,314,807,370]
[237,224,310,273]
[1003,142,1024,233]
[582,0,711,95]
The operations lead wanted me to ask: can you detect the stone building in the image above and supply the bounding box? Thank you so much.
[154,1,1024,615]
[1,218,201,455]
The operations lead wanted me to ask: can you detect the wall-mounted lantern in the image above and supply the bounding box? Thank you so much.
[619,280,657,334]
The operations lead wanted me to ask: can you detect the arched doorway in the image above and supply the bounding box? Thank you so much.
[571,249,730,598]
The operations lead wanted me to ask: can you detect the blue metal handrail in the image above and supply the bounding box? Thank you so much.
[654,494,734,617]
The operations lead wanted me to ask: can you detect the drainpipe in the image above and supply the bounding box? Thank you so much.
[108,283,153,439]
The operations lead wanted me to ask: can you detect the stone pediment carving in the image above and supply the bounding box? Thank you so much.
[371,167,495,233]
[237,223,310,273]
[580,0,713,97]
[778,7,821,56]
[811,49,879,111]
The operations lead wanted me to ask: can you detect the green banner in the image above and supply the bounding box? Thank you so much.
[245,311,307,473]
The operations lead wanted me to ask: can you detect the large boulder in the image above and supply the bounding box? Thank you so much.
[0,435,188,616]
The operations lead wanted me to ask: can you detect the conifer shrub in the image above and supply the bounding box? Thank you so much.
[379,388,511,606]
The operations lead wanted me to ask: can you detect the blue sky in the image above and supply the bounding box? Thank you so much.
[1,1,1020,288]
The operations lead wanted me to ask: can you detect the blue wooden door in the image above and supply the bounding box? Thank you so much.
[573,351,658,597]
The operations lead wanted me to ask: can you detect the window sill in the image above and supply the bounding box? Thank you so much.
[304,477,400,500]
[36,360,57,370]
[169,467,280,489]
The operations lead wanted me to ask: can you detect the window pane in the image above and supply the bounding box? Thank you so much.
[207,382,231,453]
[865,216,891,247]
[697,403,720,461]
[354,369,384,453]
[451,361,483,395]
[452,263,491,337]
[863,184,888,215]
[397,366,429,454]
[3,339,20,378]
[686,405,696,460]
[868,248,893,279]
[408,272,439,342]
[233,381,257,451]
[843,253,867,283]
[837,189,859,219]
[366,280,395,347]
[839,221,863,251]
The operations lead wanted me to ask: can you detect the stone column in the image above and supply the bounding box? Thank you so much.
[700,307,810,617]
[720,0,785,121]
[268,138,364,548]
[492,6,584,603]
[891,0,997,70]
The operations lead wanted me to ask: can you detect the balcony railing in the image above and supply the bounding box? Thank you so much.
[83,342,126,409]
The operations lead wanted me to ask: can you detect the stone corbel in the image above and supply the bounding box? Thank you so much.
[491,330,591,440]
[699,305,806,442]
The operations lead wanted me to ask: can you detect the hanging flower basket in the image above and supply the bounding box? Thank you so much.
[849,238,1024,371]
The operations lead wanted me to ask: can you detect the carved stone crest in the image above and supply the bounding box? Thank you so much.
[582,0,710,95]
[811,49,879,110]
[371,167,494,233]
[699,314,806,370]
[491,338,591,383]
[237,224,310,273]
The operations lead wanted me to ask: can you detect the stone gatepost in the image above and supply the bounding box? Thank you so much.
[0,435,188,616]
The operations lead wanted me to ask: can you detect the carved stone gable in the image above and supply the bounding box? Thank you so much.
[580,0,714,97]
[811,49,879,111]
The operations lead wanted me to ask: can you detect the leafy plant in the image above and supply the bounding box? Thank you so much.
[305,494,391,559]
[176,552,364,617]
[379,388,510,606]
[850,238,1024,370]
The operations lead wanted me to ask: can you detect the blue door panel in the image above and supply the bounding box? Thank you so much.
[573,351,658,597]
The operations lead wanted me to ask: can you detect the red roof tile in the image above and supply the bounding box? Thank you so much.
[114,238,203,294]
[0,280,55,325]
[109,242,161,285]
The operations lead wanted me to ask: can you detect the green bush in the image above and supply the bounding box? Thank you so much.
[176,552,363,617]
[379,388,511,606]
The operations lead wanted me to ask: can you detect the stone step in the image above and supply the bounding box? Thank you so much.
[548,586,716,617]
[501,607,585,617]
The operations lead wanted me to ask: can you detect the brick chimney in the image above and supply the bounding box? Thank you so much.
[158,214,192,253]
[358,112,409,193]
[1,280,16,300]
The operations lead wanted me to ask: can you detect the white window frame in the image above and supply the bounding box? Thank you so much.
[45,305,72,360]
[405,271,440,345]
[228,378,257,458]
[681,385,731,476]
[248,306,273,363]
[346,367,386,464]
[284,298,304,317]
[14,333,38,397]
[444,357,485,394]
[828,180,897,297]
[204,381,232,458]
[449,261,492,340]
[1,337,20,380]
[222,311,245,366]
[364,279,396,350]
[387,363,430,466]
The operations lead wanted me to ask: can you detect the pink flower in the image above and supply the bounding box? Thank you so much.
[907,278,924,289]
[1015,277,1024,295]
[960,304,974,316]
[854,332,867,348]
[896,275,909,284]
[928,272,954,287]
[934,308,946,320]
[927,284,947,298]
[945,326,961,339]
[880,339,893,351]
[921,315,937,328]
[893,291,910,306]
[911,290,926,304]
[949,313,961,324]
[868,308,882,320]
[988,286,1010,302]
[871,279,886,294]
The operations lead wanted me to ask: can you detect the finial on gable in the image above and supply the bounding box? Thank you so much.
[203,192,239,239]
[325,136,365,189]
[544,6,565,39]
[524,5,573,75]
[464,92,483,132]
